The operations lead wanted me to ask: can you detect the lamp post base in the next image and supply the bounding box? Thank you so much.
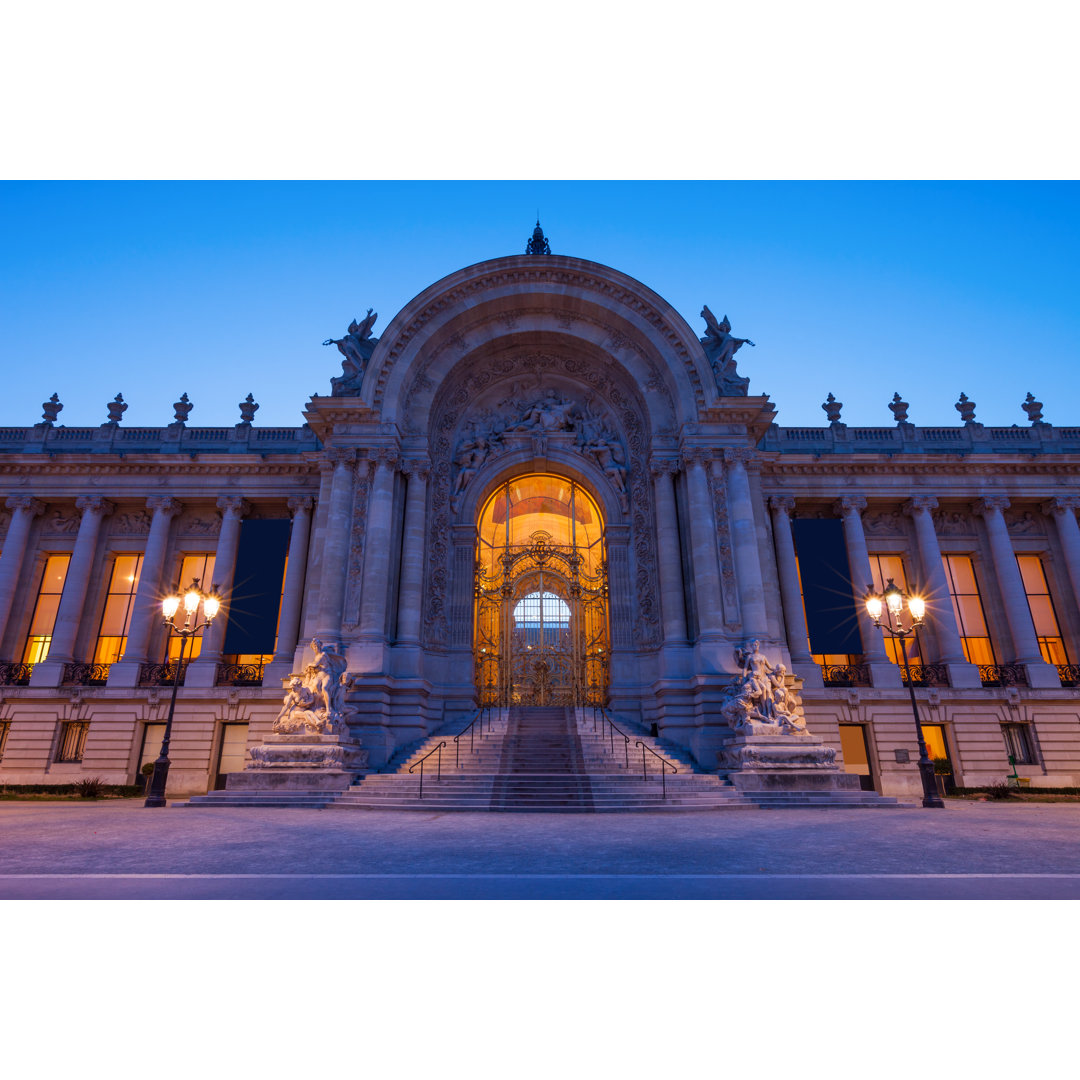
[919,759,946,808]
[144,760,171,807]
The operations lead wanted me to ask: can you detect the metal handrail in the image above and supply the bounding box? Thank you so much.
[453,708,488,768]
[408,741,446,799]
[634,740,678,799]
[599,707,630,769]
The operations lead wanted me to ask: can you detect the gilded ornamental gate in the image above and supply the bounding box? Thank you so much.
[474,475,609,708]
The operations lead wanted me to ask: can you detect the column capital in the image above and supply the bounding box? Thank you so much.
[216,496,250,518]
[834,495,867,516]
[5,496,45,516]
[679,446,711,469]
[903,496,939,516]
[74,496,115,517]
[324,447,357,469]
[373,447,401,469]
[1043,497,1080,518]
[768,496,796,515]
[401,457,431,480]
[973,496,1010,517]
[145,496,183,518]
[649,457,679,478]
[287,495,315,515]
[722,447,756,466]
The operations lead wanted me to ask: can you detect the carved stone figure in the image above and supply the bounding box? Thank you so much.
[324,309,378,396]
[452,422,491,499]
[583,430,629,511]
[700,306,753,395]
[273,639,353,736]
[720,641,810,736]
[515,390,577,433]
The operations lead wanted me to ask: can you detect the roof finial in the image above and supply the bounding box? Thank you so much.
[526,217,551,255]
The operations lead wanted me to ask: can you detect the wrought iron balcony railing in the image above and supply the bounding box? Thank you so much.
[1056,665,1080,688]
[978,664,1028,688]
[215,662,266,687]
[820,663,872,687]
[62,662,110,686]
[901,664,949,688]
[0,662,33,686]
[139,661,189,687]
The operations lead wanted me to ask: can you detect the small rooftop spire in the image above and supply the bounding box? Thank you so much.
[525,218,551,255]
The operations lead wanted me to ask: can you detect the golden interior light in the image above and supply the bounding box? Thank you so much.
[865,594,883,620]
[908,595,926,621]
[162,594,181,619]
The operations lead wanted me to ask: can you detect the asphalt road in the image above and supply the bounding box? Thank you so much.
[2,799,1078,898]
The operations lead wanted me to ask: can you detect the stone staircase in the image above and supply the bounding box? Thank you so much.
[182,706,906,811]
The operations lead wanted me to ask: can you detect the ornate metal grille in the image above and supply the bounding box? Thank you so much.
[475,523,609,709]
[62,663,110,686]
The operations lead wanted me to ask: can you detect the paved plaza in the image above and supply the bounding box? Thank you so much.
[1,800,1079,898]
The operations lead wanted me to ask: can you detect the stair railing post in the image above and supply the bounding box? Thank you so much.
[437,743,442,782]
[418,760,424,800]
[641,743,647,780]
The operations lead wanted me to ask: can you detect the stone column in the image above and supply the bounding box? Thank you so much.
[30,497,114,685]
[724,449,768,641]
[682,448,724,640]
[835,496,899,687]
[1043,497,1080,615]
[354,448,399,668]
[395,459,429,645]
[120,497,183,665]
[106,497,183,686]
[767,497,813,665]
[0,496,44,655]
[974,496,1060,687]
[313,449,356,644]
[185,496,248,684]
[649,459,687,644]
[274,497,315,660]
[903,497,982,688]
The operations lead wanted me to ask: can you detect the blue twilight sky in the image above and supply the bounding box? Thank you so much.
[1,180,1077,432]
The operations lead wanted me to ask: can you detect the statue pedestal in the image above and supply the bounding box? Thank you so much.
[720,734,861,793]
[227,733,369,793]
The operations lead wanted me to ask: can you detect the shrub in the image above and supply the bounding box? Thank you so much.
[76,776,106,799]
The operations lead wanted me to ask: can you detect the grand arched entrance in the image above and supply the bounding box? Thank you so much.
[474,474,609,709]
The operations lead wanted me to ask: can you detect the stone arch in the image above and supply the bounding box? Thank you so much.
[420,339,661,653]
[366,254,717,430]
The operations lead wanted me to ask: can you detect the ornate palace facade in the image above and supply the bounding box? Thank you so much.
[2,236,1079,799]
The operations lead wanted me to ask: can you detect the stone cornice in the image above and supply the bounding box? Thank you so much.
[762,459,1080,478]
[0,459,319,479]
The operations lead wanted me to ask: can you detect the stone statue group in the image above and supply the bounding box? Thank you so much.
[721,640,809,736]
[452,391,629,510]
[273,638,354,737]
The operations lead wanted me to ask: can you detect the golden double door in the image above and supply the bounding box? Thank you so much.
[473,475,609,709]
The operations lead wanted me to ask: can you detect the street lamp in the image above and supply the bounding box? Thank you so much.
[144,578,223,808]
[864,578,944,809]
